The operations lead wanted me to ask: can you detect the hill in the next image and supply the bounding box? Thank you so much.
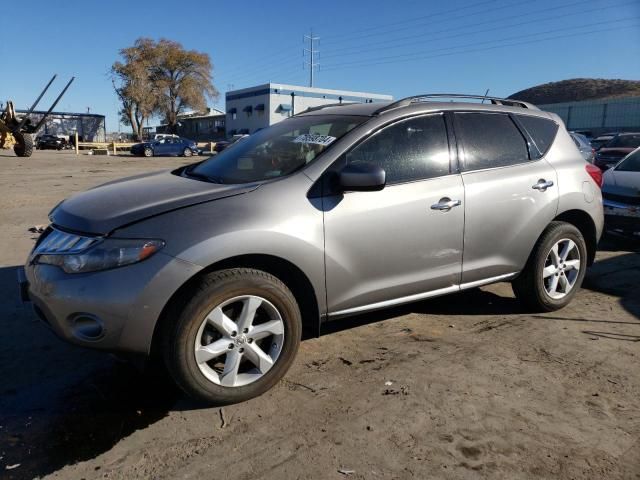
[508,78,640,104]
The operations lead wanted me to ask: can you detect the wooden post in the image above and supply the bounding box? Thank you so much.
[74,132,79,155]
[113,142,117,155]
[210,141,214,154]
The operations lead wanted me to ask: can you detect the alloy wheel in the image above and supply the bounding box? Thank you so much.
[194,295,285,387]
[542,238,581,300]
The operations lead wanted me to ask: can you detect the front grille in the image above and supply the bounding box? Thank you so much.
[32,227,100,255]
[603,191,640,206]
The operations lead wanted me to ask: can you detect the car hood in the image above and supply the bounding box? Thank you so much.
[50,169,258,234]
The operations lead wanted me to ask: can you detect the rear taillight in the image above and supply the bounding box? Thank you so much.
[585,164,603,188]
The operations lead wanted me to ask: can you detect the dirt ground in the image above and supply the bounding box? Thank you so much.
[1,150,639,480]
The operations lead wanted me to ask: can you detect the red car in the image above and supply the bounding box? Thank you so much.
[594,132,640,170]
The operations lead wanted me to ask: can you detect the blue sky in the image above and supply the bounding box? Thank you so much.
[1,0,638,132]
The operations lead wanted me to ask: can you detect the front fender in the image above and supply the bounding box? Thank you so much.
[114,175,327,315]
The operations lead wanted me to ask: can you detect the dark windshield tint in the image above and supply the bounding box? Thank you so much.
[517,115,558,157]
[606,134,640,149]
[191,115,366,183]
[616,149,640,172]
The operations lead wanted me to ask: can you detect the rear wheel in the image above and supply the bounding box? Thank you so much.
[512,221,587,312]
[183,147,192,157]
[13,132,34,157]
[163,268,302,405]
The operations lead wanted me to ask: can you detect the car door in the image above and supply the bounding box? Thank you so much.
[166,138,181,155]
[172,138,185,155]
[322,113,465,316]
[153,138,171,156]
[453,111,559,285]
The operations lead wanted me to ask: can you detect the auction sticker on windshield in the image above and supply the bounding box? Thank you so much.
[292,134,336,146]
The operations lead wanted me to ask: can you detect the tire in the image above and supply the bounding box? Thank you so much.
[13,132,34,157]
[163,268,302,405]
[143,147,153,157]
[512,221,587,312]
[183,147,192,157]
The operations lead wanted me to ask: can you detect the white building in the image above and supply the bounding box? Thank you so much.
[225,83,392,136]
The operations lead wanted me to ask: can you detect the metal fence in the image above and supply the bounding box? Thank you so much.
[17,110,106,142]
[539,96,640,134]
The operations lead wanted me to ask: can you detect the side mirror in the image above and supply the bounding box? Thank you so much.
[339,162,386,192]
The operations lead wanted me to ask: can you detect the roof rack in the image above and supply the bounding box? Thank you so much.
[374,94,539,115]
[294,102,356,115]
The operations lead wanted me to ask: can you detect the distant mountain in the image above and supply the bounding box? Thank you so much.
[508,78,640,104]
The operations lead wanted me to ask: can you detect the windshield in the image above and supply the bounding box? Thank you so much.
[616,149,640,172]
[190,115,366,183]
[605,134,640,149]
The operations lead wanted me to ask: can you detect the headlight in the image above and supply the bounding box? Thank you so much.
[37,238,165,273]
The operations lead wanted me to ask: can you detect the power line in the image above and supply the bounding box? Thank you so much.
[320,0,534,47]
[217,0,517,86]
[319,20,639,72]
[319,0,618,60]
[322,0,502,45]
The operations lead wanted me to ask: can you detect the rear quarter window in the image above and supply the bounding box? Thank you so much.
[516,115,559,158]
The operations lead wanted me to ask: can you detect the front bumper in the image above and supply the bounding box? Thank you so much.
[21,251,202,354]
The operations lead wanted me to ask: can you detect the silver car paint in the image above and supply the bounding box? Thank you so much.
[24,101,604,355]
[323,173,465,314]
[570,132,595,163]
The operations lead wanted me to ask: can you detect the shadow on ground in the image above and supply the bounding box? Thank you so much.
[0,234,638,479]
[0,266,180,480]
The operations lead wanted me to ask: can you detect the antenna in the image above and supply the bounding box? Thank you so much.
[303,29,320,87]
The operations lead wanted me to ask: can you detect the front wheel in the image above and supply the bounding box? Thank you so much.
[512,221,587,312]
[163,268,302,405]
[183,147,193,157]
[13,132,34,157]
[143,147,153,157]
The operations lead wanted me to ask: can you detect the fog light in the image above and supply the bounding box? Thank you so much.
[70,314,104,341]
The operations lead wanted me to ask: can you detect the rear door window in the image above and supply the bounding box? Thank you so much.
[516,115,559,157]
[454,113,529,171]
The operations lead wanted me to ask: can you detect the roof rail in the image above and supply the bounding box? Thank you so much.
[374,94,539,115]
[294,102,356,116]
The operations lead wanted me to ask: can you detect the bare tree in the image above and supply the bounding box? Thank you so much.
[111,38,158,140]
[150,39,218,133]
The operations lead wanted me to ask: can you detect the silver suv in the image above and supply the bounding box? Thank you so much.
[20,94,604,404]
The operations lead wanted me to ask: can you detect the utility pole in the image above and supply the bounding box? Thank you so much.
[303,29,319,87]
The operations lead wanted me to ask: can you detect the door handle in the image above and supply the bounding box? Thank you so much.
[532,179,554,191]
[431,198,462,211]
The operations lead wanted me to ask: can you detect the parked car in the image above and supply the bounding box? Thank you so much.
[152,134,179,141]
[130,137,198,157]
[20,95,604,405]
[572,130,593,140]
[213,134,249,153]
[36,134,67,150]
[602,147,640,235]
[590,132,619,151]
[594,132,640,170]
[570,132,595,163]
